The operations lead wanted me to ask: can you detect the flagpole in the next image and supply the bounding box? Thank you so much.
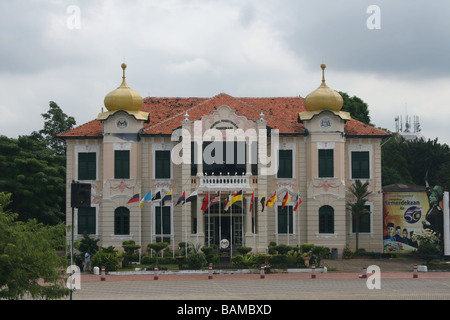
[297,192,300,248]
[219,190,221,248]
[172,198,174,258]
[196,194,199,247]
[241,189,244,247]
[184,191,187,256]
[139,193,142,264]
[160,197,163,243]
[208,191,210,247]
[230,191,233,259]
[253,192,255,252]
[287,197,290,246]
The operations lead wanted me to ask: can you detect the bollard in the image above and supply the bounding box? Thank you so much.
[260,265,265,279]
[100,266,105,281]
[154,265,159,280]
[208,263,213,280]
[413,264,418,278]
[360,267,367,279]
[311,264,316,279]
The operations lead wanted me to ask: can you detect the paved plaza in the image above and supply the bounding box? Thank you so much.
[68,269,450,301]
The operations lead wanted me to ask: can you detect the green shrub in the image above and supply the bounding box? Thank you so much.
[416,242,439,265]
[122,240,141,268]
[186,252,207,269]
[269,255,287,267]
[300,243,315,253]
[91,246,121,271]
[273,244,292,255]
[141,255,155,265]
[147,242,169,264]
[237,246,253,255]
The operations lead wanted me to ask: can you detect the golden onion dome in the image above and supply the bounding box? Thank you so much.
[304,64,343,112]
[104,63,143,112]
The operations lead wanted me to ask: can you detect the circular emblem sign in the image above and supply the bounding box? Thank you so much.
[319,116,333,130]
[220,239,230,249]
[404,206,422,224]
[116,117,128,130]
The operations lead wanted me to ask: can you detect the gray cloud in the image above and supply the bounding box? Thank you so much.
[0,0,448,145]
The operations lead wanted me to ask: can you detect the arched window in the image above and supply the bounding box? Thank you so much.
[114,207,130,235]
[319,205,334,234]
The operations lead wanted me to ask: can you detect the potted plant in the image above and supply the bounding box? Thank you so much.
[342,243,353,259]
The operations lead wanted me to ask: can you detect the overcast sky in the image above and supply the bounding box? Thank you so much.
[1,0,449,145]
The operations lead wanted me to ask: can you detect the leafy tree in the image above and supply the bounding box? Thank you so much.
[91,246,122,272]
[381,134,450,190]
[0,192,69,300]
[0,135,66,225]
[381,133,414,185]
[339,91,371,124]
[31,101,76,155]
[347,180,372,251]
[147,242,169,265]
[76,233,100,256]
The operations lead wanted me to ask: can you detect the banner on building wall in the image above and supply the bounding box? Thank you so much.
[383,192,429,254]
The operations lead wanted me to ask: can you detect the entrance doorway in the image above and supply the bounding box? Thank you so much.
[205,215,243,248]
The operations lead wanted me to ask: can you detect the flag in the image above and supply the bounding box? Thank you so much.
[162,190,172,206]
[266,191,277,207]
[185,190,198,203]
[142,190,152,201]
[140,190,152,208]
[293,193,302,212]
[152,191,161,201]
[224,193,231,211]
[201,192,210,211]
[127,191,140,204]
[231,190,242,204]
[249,192,254,212]
[176,191,186,206]
[260,193,266,212]
[281,192,290,211]
[209,192,220,207]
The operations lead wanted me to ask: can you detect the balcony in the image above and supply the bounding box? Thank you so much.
[196,173,253,191]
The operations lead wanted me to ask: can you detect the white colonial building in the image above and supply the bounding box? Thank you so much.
[60,63,389,257]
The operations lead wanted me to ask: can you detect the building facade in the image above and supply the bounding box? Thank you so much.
[60,63,389,257]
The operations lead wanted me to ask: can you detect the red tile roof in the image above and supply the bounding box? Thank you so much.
[58,93,389,138]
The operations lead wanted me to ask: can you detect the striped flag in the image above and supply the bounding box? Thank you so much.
[293,193,302,212]
[281,192,290,211]
[209,192,220,207]
[162,190,172,206]
[127,191,140,204]
[224,193,232,211]
[266,191,277,208]
[176,191,186,206]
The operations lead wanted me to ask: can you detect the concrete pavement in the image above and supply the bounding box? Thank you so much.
[68,269,450,300]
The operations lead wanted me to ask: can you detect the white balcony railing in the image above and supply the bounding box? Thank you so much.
[198,174,251,191]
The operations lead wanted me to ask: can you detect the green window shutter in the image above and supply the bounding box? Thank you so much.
[155,206,171,235]
[114,207,130,235]
[78,207,96,234]
[351,151,370,179]
[115,150,130,179]
[319,206,334,233]
[319,149,334,178]
[191,142,198,176]
[352,205,371,233]
[155,150,171,179]
[78,152,96,180]
[277,205,293,234]
[278,150,293,178]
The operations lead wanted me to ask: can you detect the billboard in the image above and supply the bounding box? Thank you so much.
[383,192,429,254]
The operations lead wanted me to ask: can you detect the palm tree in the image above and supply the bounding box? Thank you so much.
[347,180,372,251]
